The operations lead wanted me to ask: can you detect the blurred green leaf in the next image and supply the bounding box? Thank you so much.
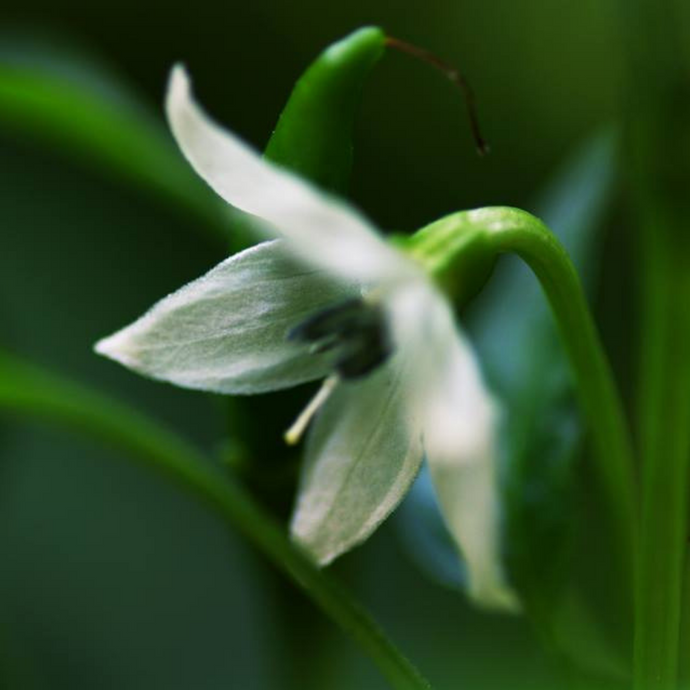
[0,33,226,242]
[0,348,434,690]
[0,138,277,690]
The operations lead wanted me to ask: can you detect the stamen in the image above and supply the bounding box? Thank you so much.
[284,375,340,446]
[290,297,393,380]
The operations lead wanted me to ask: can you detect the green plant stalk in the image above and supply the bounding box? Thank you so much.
[619,1,690,686]
[0,351,432,690]
[407,206,637,591]
[633,209,690,690]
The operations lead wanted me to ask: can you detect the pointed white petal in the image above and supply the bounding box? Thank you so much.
[410,290,520,612]
[165,65,414,285]
[95,240,356,394]
[427,437,520,612]
[290,359,424,563]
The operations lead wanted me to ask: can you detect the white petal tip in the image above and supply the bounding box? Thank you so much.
[166,65,190,115]
[93,336,112,357]
[483,593,522,615]
[468,581,522,614]
[290,526,338,568]
[168,63,190,95]
[93,332,138,368]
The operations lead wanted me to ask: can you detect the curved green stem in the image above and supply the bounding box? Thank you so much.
[409,206,637,588]
[485,207,637,579]
[0,351,432,690]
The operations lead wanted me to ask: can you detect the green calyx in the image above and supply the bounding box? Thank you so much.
[400,210,497,307]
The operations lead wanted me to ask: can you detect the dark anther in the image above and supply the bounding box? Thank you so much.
[289,297,366,346]
[289,297,393,380]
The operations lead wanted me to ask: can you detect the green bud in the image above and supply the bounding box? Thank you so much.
[264,26,386,195]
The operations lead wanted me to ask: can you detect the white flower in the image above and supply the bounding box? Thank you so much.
[95,65,519,612]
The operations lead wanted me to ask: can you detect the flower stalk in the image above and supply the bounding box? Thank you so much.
[405,206,637,592]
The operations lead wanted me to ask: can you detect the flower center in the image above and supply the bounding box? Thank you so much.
[288,296,393,380]
[283,298,393,446]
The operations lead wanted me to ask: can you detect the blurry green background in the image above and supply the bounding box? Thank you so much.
[0,2,626,689]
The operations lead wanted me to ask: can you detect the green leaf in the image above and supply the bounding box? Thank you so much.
[0,32,226,241]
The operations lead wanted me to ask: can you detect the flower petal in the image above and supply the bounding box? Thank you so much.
[165,65,415,285]
[290,359,424,563]
[413,292,521,612]
[95,240,356,394]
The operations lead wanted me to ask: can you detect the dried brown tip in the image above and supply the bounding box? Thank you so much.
[385,35,489,156]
